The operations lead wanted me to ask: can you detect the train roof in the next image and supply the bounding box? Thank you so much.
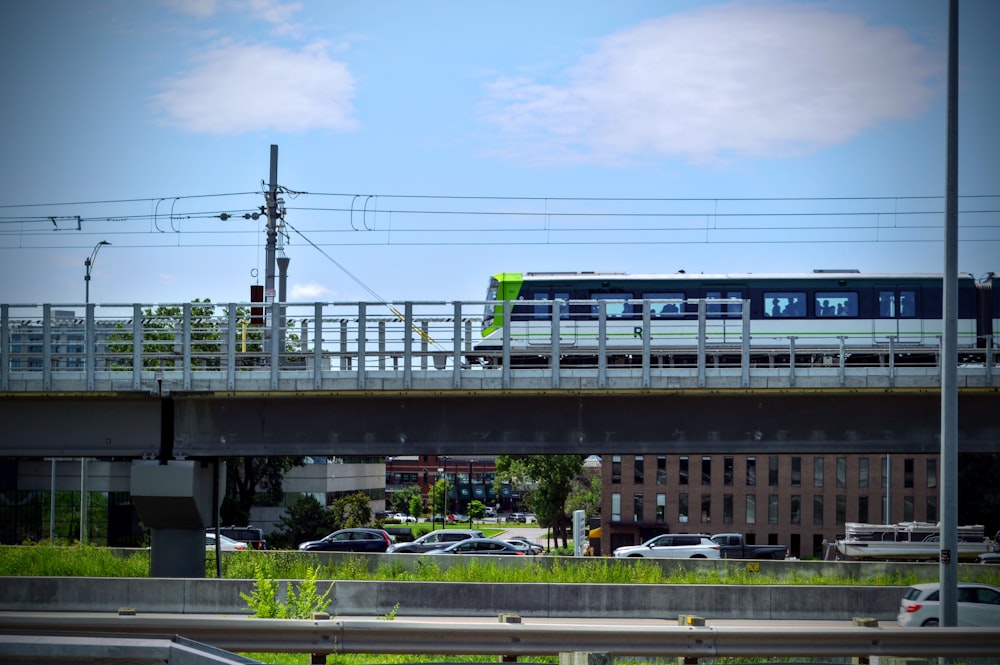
[515,271,975,282]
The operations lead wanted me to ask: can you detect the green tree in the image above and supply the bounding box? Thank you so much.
[221,456,303,526]
[390,485,422,515]
[330,492,372,529]
[271,494,337,548]
[467,499,487,523]
[495,455,584,548]
[428,479,452,517]
[408,493,425,520]
[566,469,602,518]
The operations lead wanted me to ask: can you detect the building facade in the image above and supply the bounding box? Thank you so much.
[599,452,940,559]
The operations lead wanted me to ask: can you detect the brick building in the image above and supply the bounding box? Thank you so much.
[598,452,940,559]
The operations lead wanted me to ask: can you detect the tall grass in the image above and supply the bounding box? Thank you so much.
[3,544,999,588]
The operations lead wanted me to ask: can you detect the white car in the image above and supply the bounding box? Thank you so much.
[205,533,248,551]
[613,534,720,559]
[390,513,417,522]
[898,582,1000,627]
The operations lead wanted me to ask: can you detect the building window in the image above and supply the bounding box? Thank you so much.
[634,456,644,484]
[926,495,937,522]
[656,494,666,522]
[723,494,733,524]
[927,458,937,489]
[611,456,621,484]
[633,493,644,522]
[859,457,869,489]
[768,495,779,525]
[904,458,914,489]
[678,493,689,524]
[768,456,779,486]
[813,457,825,487]
[791,457,801,487]
[858,495,869,523]
[813,495,824,526]
[903,495,914,522]
[881,457,888,489]
[881,495,888,523]
[746,457,756,486]
[701,494,711,523]
[836,457,847,488]
[836,495,847,525]
[745,495,756,524]
[702,456,712,485]
[724,457,734,486]
[656,456,667,485]
[787,495,800,525]
[679,457,689,485]
[611,493,621,522]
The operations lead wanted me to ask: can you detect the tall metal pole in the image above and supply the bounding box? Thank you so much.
[939,0,959,628]
[265,145,279,307]
[80,240,110,544]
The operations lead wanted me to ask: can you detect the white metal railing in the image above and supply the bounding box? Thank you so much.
[1,300,995,392]
[1,614,998,659]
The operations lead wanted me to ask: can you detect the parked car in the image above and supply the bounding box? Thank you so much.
[612,534,721,559]
[504,512,535,523]
[298,528,393,553]
[210,526,267,550]
[897,582,1000,627]
[710,533,787,560]
[427,538,529,555]
[975,553,1000,564]
[505,536,544,554]
[205,533,248,551]
[386,528,484,553]
[389,513,417,522]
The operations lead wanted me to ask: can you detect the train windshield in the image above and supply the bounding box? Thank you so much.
[483,276,499,329]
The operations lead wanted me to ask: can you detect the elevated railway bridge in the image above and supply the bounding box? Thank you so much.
[1,299,997,460]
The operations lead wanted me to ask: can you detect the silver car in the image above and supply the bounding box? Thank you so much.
[897,582,1000,627]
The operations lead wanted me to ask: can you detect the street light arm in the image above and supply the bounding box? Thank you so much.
[87,240,111,272]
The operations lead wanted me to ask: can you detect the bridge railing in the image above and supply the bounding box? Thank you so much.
[1,300,995,392]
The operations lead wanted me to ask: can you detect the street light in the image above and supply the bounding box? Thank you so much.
[79,240,109,544]
[84,240,111,304]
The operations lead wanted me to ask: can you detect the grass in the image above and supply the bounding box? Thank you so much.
[3,543,1000,588]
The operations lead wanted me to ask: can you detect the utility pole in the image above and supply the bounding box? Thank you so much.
[264,144,279,313]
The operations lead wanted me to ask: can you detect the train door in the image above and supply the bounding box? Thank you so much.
[706,287,744,344]
[527,290,576,347]
[873,286,921,345]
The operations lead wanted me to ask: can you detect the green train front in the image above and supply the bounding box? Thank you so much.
[473,270,996,367]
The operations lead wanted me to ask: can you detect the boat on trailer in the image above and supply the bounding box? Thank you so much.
[835,522,994,561]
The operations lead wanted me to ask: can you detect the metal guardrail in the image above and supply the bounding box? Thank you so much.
[1,613,999,658]
[1,300,995,392]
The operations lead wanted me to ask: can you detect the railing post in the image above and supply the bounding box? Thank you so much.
[132,304,142,391]
[227,306,236,391]
[453,302,463,389]
[788,336,797,388]
[598,300,607,389]
[741,299,751,388]
[888,335,896,388]
[0,304,8,391]
[182,303,192,391]
[838,336,847,387]
[85,303,96,391]
[42,304,52,392]
[697,300,706,388]
[358,303,367,391]
[378,320,387,371]
[502,301,511,390]
[340,320,349,371]
[499,612,521,662]
[270,302,280,390]
[551,300,560,390]
[987,335,994,386]
[403,302,413,390]
[641,301,651,389]
[421,320,430,371]
[313,303,323,390]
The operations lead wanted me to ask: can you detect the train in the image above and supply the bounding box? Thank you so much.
[472,270,999,367]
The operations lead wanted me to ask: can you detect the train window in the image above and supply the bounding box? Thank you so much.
[591,293,633,318]
[707,290,743,318]
[764,292,806,317]
[815,292,858,317]
[878,290,917,318]
[647,292,685,317]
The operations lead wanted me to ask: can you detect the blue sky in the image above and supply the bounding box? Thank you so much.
[1,0,997,307]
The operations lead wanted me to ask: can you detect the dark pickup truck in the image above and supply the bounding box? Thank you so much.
[711,533,788,560]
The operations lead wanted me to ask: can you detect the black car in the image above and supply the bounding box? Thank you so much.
[298,528,393,553]
[212,526,267,550]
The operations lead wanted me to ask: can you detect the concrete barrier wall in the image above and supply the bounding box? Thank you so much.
[0,577,905,621]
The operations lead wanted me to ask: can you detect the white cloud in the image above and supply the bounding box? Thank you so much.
[291,282,330,300]
[482,3,941,164]
[153,41,357,134]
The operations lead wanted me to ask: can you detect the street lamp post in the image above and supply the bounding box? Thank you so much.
[79,240,110,543]
[437,466,445,529]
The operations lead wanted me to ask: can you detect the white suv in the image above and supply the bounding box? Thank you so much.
[613,534,721,559]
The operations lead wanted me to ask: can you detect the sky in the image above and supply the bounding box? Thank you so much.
[1,0,998,308]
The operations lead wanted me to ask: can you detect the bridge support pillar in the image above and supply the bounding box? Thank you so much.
[130,460,223,578]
